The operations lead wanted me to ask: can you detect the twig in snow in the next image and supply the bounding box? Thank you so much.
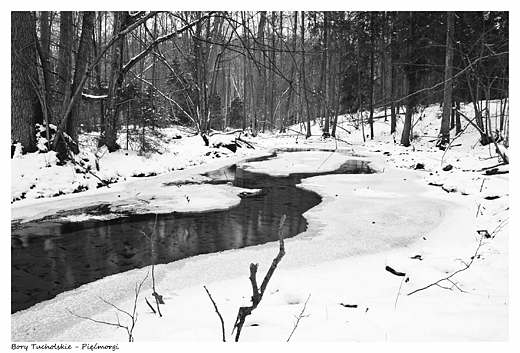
[286,294,312,342]
[480,179,486,192]
[475,202,482,218]
[394,276,406,310]
[66,273,149,342]
[145,297,156,314]
[490,217,509,239]
[407,233,487,296]
[204,286,226,342]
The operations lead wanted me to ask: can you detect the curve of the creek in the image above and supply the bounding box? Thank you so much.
[11,152,373,314]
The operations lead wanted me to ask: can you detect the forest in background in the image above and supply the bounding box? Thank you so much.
[11,11,509,161]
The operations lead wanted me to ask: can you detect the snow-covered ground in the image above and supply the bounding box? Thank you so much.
[10,102,513,348]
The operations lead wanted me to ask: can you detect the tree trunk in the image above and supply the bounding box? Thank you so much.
[368,12,375,140]
[356,34,365,143]
[301,12,312,138]
[331,51,340,137]
[438,11,454,149]
[11,11,42,153]
[400,12,415,147]
[242,12,248,131]
[194,13,207,133]
[322,11,330,137]
[36,11,53,149]
[282,11,298,132]
[65,11,95,144]
[92,14,105,132]
[103,11,129,151]
[40,12,51,61]
[401,72,414,147]
[269,11,276,131]
[56,12,73,122]
[455,100,461,134]
[261,12,268,133]
[39,11,52,121]
[390,17,397,135]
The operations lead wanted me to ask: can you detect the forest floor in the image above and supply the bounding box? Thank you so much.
[10,102,513,348]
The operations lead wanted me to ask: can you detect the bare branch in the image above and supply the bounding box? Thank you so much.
[233,214,286,341]
[286,293,311,342]
[407,234,487,296]
[204,286,226,342]
[138,215,162,317]
[66,273,149,342]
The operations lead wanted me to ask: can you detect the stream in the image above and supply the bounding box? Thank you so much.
[11,152,373,314]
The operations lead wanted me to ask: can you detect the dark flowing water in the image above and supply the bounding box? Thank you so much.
[11,154,372,314]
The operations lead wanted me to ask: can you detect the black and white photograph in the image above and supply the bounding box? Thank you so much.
[10,7,511,348]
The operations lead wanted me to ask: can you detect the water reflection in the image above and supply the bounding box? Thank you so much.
[11,157,371,313]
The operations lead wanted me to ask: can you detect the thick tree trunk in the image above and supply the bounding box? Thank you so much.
[92,15,105,132]
[11,11,42,153]
[39,11,52,120]
[103,12,129,152]
[65,11,95,145]
[56,12,73,121]
[51,11,75,159]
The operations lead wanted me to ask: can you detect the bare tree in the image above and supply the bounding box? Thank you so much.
[438,11,455,149]
[62,12,95,147]
[11,11,43,153]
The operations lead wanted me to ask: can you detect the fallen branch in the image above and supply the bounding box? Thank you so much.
[236,134,256,149]
[385,265,406,277]
[285,127,308,137]
[335,124,352,135]
[456,109,509,164]
[479,163,507,172]
[232,214,286,342]
[483,168,508,176]
[209,129,244,136]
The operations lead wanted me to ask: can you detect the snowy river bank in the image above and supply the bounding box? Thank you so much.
[11,145,482,342]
